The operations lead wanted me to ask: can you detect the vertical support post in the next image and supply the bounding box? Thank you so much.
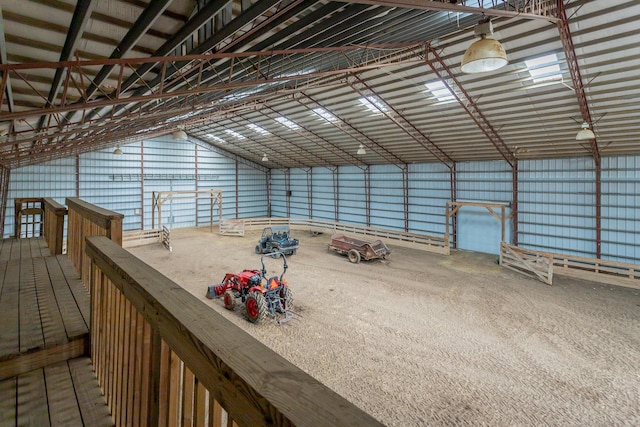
[75,155,80,197]
[140,141,145,229]
[266,169,272,218]
[595,158,601,258]
[235,159,239,219]
[364,166,371,227]
[306,168,313,219]
[284,169,291,218]
[195,145,199,227]
[450,162,457,248]
[512,161,518,246]
[331,166,340,222]
[0,165,9,238]
[402,165,409,232]
[501,205,506,243]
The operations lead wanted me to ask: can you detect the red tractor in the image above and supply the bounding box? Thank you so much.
[205,252,293,323]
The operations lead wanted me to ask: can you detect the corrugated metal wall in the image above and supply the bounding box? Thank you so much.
[4,137,267,238]
[4,150,638,264]
[518,157,596,257]
[601,155,640,263]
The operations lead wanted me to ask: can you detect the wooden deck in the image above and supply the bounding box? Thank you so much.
[0,237,113,426]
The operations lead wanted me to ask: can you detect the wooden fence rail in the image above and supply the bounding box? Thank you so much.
[234,217,450,255]
[43,197,67,255]
[66,197,123,287]
[86,236,382,427]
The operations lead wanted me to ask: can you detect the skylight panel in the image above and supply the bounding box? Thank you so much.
[275,116,299,130]
[525,53,562,83]
[224,129,245,140]
[247,123,270,136]
[206,134,225,143]
[425,80,455,102]
[359,96,388,114]
[312,107,338,123]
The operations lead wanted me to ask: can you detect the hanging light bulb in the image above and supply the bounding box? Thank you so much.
[172,129,188,140]
[461,19,508,73]
[575,121,595,140]
[113,146,123,155]
[262,153,269,162]
[357,144,366,155]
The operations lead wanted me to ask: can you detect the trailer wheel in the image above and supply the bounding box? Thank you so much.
[255,245,261,254]
[347,249,361,264]
[223,290,235,311]
[245,292,268,323]
[280,286,293,310]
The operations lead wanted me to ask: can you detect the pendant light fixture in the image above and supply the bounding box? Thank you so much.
[113,146,123,155]
[262,153,269,162]
[172,128,188,140]
[461,19,508,73]
[357,144,366,155]
[575,121,595,140]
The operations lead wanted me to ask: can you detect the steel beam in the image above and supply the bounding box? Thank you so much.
[556,0,600,257]
[348,73,455,169]
[37,0,96,130]
[0,165,9,237]
[333,0,558,22]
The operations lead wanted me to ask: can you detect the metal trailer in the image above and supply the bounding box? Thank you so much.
[327,234,391,263]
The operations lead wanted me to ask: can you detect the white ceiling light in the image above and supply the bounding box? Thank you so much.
[113,146,123,155]
[461,19,508,73]
[172,129,188,140]
[576,122,595,141]
[357,144,366,155]
[262,153,269,162]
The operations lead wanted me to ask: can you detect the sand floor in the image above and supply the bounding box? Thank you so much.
[127,227,640,426]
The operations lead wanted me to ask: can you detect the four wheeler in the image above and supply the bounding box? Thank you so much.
[206,252,293,324]
[255,225,299,257]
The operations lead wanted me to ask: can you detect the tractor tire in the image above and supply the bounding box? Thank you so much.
[223,290,235,311]
[280,286,293,311]
[255,245,261,254]
[347,249,361,264]
[245,292,268,323]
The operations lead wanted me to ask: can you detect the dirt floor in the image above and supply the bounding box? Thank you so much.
[127,227,640,426]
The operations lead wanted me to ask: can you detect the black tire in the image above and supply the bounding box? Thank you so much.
[271,252,282,259]
[347,249,361,264]
[255,245,261,254]
[223,290,235,311]
[245,292,268,323]
[280,286,293,311]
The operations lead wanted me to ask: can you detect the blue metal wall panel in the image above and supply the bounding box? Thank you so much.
[601,155,640,263]
[456,160,513,255]
[5,158,76,238]
[370,164,404,230]
[518,157,596,257]
[195,145,236,223]
[270,170,287,217]
[237,164,268,218]
[408,162,450,236]
[80,143,143,230]
[337,166,366,224]
[289,168,310,218]
[311,167,335,221]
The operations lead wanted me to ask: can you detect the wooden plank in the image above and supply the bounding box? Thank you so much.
[56,255,91,328]
[17,369,50,427]
[0,260,20,359]
[0,376,17,426]
[68,357,114,427]
[0,338,87,381]
[45,362,84,425]
[168,350,182,427]
[45,256,89,340]
[33,257,67,347]
[194,380,207,427]
[19,258,45,353]
[182,365,195,426]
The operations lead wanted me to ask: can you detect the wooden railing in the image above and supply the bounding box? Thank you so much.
[86,236,382,427]
[500,243,640,289]
[67,197,123,287]
[43,197,67,254]
[233,217,450,255]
